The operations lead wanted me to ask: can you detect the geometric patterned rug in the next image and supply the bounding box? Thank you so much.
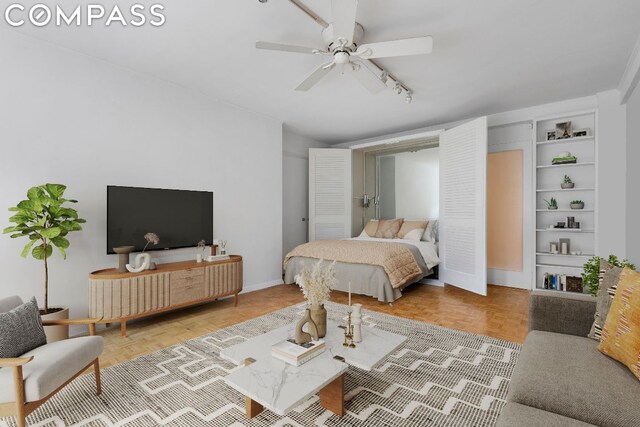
[0,302,521,427]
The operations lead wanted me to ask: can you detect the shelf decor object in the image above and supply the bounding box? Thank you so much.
[89,256,243,336]
[562,175,575,189]
[534,110,596,292]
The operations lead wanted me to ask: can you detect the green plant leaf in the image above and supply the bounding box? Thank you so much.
[32,243,53,260]
[44,184,66,199]
[27,186,44,201]
[58,208,78,219]
[3,226,18,234]
[40,227,61,239]
[51,236,70,249]
[9,213,35,224]
[21,239,37,257]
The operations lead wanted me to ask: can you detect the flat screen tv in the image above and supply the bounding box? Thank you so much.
[107,186,213,254]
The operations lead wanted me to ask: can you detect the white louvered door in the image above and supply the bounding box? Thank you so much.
[439,117,488,295]
[309,148,352,241]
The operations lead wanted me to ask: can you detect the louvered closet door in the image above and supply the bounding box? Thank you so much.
[439,117,488,295]
[309,148,352,241]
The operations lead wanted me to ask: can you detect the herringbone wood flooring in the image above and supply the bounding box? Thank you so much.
[97,283,529,368]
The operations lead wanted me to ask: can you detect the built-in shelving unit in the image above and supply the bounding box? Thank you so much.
[533,110,596,293]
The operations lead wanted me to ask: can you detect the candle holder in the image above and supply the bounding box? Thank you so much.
[340,311,356,348]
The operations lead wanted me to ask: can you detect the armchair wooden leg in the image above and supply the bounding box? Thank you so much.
[13,366,26,427]
[94,359,102,395]
[120,320,127,337]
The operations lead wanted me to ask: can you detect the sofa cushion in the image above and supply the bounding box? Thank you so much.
[0,297,47,358]
[508,331,640,427]
[598,267,640,381]
[497,402,596,427]
[0,336,104,403]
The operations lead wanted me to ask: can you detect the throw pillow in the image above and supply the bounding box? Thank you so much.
[398,220,428,240]
[374,218,404,239]
[589,259,624,340]
[0,297,47,358]
[362,219,379,237]
[598,267,640,381]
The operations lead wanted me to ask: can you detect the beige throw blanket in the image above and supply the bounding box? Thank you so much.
[284,240,423,289]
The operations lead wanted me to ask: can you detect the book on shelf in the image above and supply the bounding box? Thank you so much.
[542,273,583,293]
[271,339,326,366]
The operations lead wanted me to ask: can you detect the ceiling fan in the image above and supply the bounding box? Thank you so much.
[256,0,433,102]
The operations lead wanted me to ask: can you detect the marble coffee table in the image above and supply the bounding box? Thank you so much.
[221,319,406,418]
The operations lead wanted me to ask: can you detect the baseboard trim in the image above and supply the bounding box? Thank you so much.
[241,279,284,294]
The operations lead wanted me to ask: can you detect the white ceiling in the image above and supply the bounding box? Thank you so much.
[8,0,640,144]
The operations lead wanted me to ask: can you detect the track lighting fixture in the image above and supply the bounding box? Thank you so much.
[380,71,389,84]
[394,82,402,95]
[405,91,413,104]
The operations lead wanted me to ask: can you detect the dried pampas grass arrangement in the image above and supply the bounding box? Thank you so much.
[295,259,337,306]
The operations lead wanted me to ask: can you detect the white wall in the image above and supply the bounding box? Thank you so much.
[596,90,628,258]
[0,31,284,329]
[627,84,640,266]
[394,149,440,220]
[282,129,328,258]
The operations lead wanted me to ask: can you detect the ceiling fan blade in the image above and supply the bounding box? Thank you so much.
[351,61,386,94]
[256,41,325,55]
[295,63,335,91]
[331,0,358,45]
[356,36,433,59]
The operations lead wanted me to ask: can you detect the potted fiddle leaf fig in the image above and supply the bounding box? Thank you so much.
[3,184,86,341]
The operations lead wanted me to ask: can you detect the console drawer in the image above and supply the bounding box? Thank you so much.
[170,271,205,305]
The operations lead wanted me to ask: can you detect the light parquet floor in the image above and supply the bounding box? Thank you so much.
[97,283,529,368]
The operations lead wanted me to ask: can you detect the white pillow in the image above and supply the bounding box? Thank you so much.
[421,220,438,242]
[403,228,424,241]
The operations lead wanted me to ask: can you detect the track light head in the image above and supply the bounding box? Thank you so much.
[405,91,413,104]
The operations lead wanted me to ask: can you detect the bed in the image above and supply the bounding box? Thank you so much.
[284,234,440,303]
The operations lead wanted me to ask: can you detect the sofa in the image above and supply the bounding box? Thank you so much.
[496,290,640,427]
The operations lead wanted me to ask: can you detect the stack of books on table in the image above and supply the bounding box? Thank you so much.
[271,339,326,366]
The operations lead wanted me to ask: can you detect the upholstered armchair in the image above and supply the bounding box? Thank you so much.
[0,296,104,427]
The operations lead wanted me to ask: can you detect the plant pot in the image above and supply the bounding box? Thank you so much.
[548,206,558,210]
[570,203,585,210]
[41,307,69,343]
[561,183,575,189]
[309,304,327,338]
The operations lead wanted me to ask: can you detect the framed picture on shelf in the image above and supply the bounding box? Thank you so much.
[545,129,556,141]
[555,121,572,139]
[572,128,590,138]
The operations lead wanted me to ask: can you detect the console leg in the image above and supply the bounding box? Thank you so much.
[319,373,345,416]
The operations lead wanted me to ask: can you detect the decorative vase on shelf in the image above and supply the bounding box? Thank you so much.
[351,303,362,343]
[113,246,135,273]
[309,304,327,338]
[295,308,319,345]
